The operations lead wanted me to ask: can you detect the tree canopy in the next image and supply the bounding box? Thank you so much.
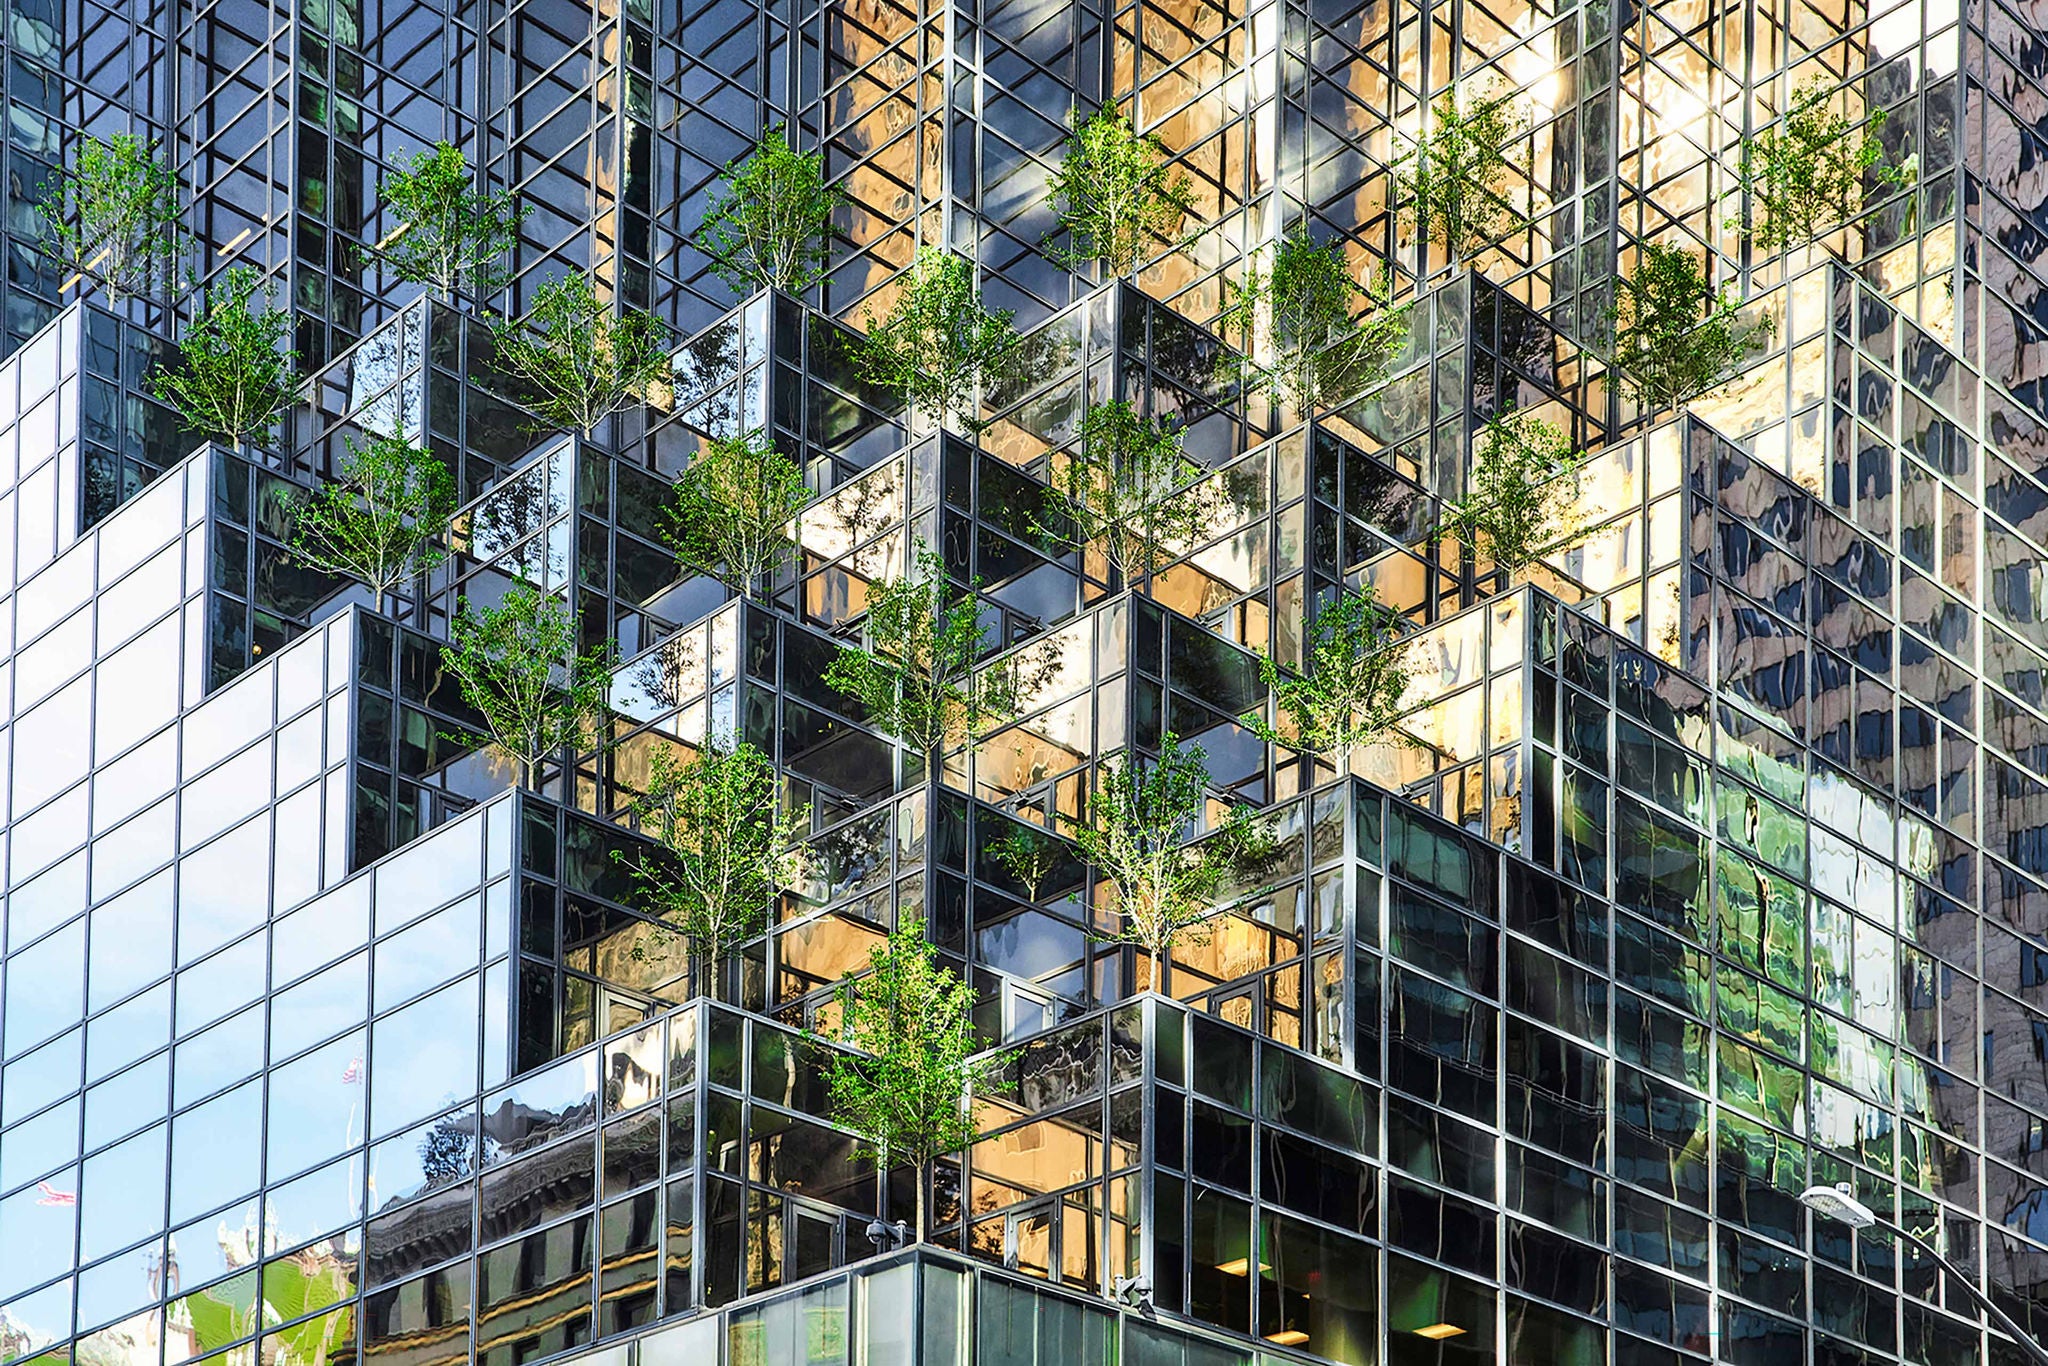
[1734,80,1912,252]
[825,548,1053,757]
[1242,585,1413,768]
[695,128,843,295]
[1443,411,1585,579]
[823,917,1011,1238]
[660,429,810,600]
[1045,107,1196,278]
[617,741,806,994]
[1070,735,1253,983]
[288,433,456,611]
[1218,230,1409,411]
[377,142,528,299]
[489,273,672,436]
[152,266,302,445]
[1398,80,1526,267]
[1038,399,1217,584]
[441,584,616,788]
[855,249,1022,429]
[42,132,184,304]
[1604,242,1772,412]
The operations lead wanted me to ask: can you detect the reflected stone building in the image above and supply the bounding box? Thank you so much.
[2,1,2046,1366]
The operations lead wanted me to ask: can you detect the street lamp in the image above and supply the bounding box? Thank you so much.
[1798,1183,2048,1366]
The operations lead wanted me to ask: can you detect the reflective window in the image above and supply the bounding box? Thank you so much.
[174,1005,265,1109]
[0,1095,80,1194]
[375,896,481,1012]
[93,615,181,761]
[79,1122,167,1259]
[176,816,273,965]
[5,921,85,1055]
[0,1170,78,1300]
[269,952,369,1062]
[82,1054,168,1151]
[267,1030,370,1181]
[370,975,481,1139]
[13,674,88,814]
[168,1078,261,1224]
[174,934,267,1037]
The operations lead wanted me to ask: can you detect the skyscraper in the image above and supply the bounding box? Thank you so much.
[0,1,2041,1365]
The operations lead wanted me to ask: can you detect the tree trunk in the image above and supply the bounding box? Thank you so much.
[914,1164,927,1243]
[696,947,725,1003]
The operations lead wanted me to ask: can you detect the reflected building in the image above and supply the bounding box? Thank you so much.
[3,2,2048,1366]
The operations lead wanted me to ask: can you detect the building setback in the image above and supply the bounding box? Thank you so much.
[0,3,2046,1366]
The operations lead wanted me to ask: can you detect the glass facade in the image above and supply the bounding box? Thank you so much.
[8,2,2048,1366]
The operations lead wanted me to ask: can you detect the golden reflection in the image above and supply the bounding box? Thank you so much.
[776,910,887,989]
[971,1118,1099,1195]
[799,457,904,563]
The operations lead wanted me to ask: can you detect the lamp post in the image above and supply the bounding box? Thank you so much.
[1798,1183,2048,1366]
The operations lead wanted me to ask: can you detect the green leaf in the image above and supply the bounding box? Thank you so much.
[1036,399,1221,584]
[1241,583,1414,767]
[1045,107,1196,278]
[823,547,1059,756]
[695,128,844,295]
[616,741,806,977]
[660,428,810,599]
[288,432,456,611]
[1216,230,1410,412]
[378,142,528,299]
[151,266,302,444]
[1732,80,1912,252]
[1396,79,1528,267]
[488,273,672,436]
[854,249,1023,429]
[439,583,617,788]
[40,132,185,304]
[1602,242,1774,412]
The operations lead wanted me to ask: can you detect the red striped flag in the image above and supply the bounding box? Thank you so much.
[35,1180,75,1207]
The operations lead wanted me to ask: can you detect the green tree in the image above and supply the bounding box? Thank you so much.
[1071,734,1250,983]
[41,132,183,304]
[1045,107,1196,278]
[152,266,302,445]
[1733,79,1911,252]
[1604,242,1772,412]
[1218,230,1409,411]
[856,249,1023,429]
[825,549,1047,757]
[1038,399,1217,585]
[695,128,844,295]
[1241,585,1412,769]
[1398,80,1526,266]
[1444,410,1585,578]
[617,741,806,996]
[989,821,1065,902]
[440,583,617,788]
[288,433,456,611]
[489,273,672,436]
[823,916,1012,1239]
[377,142,529,300]
[660,429,810,599]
